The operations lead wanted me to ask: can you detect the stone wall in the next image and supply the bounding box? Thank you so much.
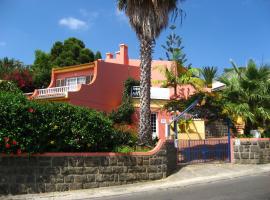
[0,140,177,195]
[233,138,270,164]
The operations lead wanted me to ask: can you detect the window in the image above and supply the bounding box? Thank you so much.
[86,75,94,84]
[65,76,88,86]
[77,76,86,84]
[151,113,158,138]
[56,79,65,87]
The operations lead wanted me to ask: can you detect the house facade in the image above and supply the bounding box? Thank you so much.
[30,44,203,140]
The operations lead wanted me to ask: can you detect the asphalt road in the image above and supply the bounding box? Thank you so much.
[89,172,270,200]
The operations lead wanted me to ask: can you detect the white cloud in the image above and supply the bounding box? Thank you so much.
[0,42,6,47]
[59,17,87,30]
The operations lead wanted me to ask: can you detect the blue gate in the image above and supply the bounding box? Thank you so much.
[177,139,230,164]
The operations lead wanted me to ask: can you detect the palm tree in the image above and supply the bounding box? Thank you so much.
[118,0,181,144]
[200,66,218,88]
[219,59,270,134]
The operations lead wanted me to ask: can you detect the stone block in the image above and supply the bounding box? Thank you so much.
[51,175,64,183]
[83,167,98,174]
[0,157,9,167]
[147,166,158,173]
[150,158,163,165]
[64,175,74,183]
[38,157,52,167]
[86,174,95,182]
[241,152,249,159]
[83,182,99,189]
[99,157,110,166]
[143,160,150,165]
[73,175,87,183]
[65,167,84,175]
[99,166,113,174]
[112,166,126,173]
[136,173,149,180]
[250,146,260,152]
[52,157,68,167]
[149,173,164,180]
[109,157,118,166]
[84,157,100,167]
[0,184,9,195]
[44,167,61,175]
[136,157,143,165]
[258,142,265,149]
[15,175,26,184]
[45,183,56,193]
[55,183,69,192]
[68,157,84,167]
[119,173,136,181]
[69,183,83,190]
[96,174,114,182]
[128,166,146,173]
[26,175,35,184]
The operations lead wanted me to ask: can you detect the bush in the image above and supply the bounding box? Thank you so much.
[0,92,134,154]
[109,78,139,124]
[0,80,22,93]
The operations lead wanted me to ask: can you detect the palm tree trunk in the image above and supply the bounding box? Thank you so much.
[139,37,153,144]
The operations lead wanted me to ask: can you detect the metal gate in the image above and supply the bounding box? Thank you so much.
[177,138,230,164]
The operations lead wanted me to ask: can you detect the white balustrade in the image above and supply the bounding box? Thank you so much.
[35,85,79,99]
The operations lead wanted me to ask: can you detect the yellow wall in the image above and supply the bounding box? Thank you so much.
[176,120,205,140]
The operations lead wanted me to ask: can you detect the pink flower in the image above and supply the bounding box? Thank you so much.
[28,108,35,113]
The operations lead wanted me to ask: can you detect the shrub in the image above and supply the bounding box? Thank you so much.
[109,78,139,124]
[0,92,134,154]
[0,80,22,93]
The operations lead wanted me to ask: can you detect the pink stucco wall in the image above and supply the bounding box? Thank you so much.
[68,60,140,112]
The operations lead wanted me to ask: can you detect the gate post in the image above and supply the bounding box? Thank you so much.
[173,120,178,148]
[227,119,231,162]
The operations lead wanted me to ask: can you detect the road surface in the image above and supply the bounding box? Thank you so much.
[89,172,270,200]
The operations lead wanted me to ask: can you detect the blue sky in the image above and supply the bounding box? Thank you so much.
[0,0,270,72]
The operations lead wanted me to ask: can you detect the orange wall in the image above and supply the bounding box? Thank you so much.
[68,60,140,112]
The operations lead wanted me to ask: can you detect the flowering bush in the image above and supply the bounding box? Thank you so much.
[0,92,135,154]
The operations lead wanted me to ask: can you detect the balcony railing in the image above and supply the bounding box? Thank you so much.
[34,85,79,99]
[131,86,170,100]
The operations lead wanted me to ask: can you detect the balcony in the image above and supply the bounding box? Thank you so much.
[131,86,170,100]
[33,85,79,99]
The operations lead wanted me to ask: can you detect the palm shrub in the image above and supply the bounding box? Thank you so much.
[200,66,218,87]
[219,59,270,133]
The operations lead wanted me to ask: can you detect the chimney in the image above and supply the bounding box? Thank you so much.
[119,44,129,65]
[115,51,120,61]
[106,52,113,60]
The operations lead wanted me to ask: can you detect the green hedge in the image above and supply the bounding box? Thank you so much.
[0,92,135,154]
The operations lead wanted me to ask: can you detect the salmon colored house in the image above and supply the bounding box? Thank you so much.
[30,44,202,140]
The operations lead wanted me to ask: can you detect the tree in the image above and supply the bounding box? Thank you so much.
[31,37,101,88]
[157,24,204,97]
[200,66,218,87]
[95,51,102,60]
[0,57,34,92]
[219,59,270,133]
[31,50,52,89]
[118,0,181,144]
